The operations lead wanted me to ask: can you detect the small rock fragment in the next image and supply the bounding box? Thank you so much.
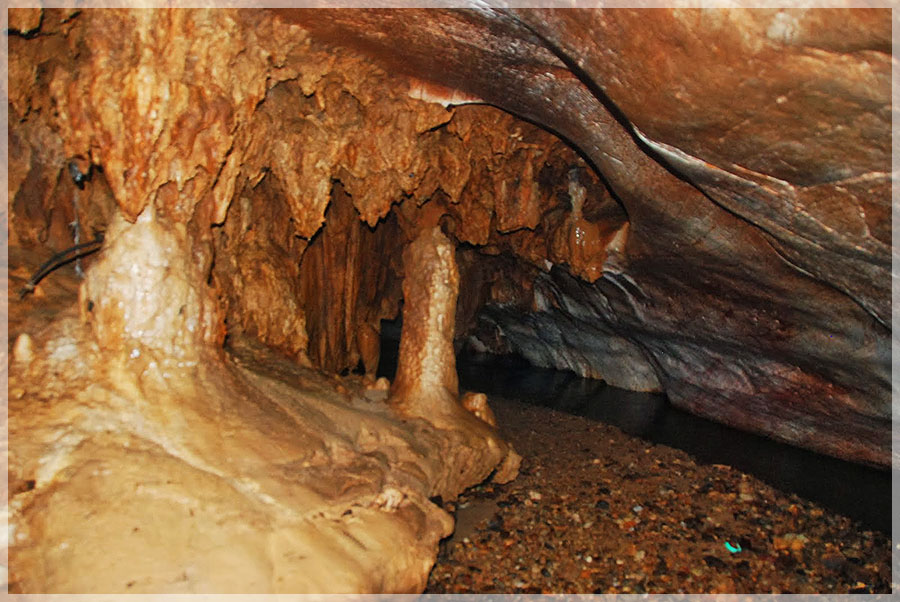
[12,333,34,365]
[461,391,498,427]
[370,376,390,391]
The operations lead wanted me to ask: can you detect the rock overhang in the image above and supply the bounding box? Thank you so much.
[5,9,894,592]
[269,7,892,467]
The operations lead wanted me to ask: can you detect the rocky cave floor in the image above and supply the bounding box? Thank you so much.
[7,248,893,595]
[426,397,893,594]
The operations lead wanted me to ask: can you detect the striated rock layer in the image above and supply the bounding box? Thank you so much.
[278,7,893,467]
[4,5,893,594]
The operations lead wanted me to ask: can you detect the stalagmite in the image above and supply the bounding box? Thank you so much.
[391,226,461,420]
[79,207,223,361]
[389,224,521,483]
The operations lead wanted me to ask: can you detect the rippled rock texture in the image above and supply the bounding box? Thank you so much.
[280,7,893,467]
[5,5,893,594]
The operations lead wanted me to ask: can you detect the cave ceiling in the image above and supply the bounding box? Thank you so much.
[272,7,894,467]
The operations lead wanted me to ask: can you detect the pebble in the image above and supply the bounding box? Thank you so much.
[426,399,891,594]
[820,551,847,572]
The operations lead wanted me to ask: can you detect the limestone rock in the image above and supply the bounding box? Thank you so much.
[281,7,892,466]
[390,226,462,417]
[7,216,514,593]
[461,392,498,428]
[79,208,224,360]
[6,6,893,594]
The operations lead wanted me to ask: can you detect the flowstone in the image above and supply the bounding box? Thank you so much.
[7,210,518,593]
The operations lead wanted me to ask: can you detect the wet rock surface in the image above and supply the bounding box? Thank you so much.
[7,221,515,593]
[427,397,893,594]
[281,7,893,466]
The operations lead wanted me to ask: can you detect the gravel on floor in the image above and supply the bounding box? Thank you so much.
[426,396,894,594]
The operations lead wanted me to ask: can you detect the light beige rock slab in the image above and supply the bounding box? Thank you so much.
[7,211,517,593]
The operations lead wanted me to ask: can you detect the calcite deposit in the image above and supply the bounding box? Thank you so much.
[4,5,893,594]
[279,7,893,466]
[8,205,517,592]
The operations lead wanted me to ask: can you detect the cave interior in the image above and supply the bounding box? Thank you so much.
[4,6,894,594]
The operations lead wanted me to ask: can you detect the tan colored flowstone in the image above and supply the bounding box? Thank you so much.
[7,211,518,593]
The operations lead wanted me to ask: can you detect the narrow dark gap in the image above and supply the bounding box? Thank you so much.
[377,317,891,534]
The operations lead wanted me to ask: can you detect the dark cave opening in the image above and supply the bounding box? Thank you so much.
[377,317,891,534]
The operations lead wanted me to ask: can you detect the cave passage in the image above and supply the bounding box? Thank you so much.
[7,6,892,594]
[377,319,891,534]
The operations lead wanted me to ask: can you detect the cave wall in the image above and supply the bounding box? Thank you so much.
[275,7,893,467]
[7,7,893,472]
[9,8,601,367]
[296,181,403,374]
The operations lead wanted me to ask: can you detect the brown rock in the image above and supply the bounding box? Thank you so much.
[461,392,498,428]
[8,8,43,35]
[6,5,892,594]
[390,226,462,418]
[280,7,890,465]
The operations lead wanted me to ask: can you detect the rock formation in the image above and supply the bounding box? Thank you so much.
[4,6,893,594]
[276,7,892,466]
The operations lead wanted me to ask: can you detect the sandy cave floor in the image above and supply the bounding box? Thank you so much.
[426,397,894,594]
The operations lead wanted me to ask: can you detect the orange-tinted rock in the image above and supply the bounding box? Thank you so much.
[8,8,43,36]
[298,182,403,374]
[6,6,893,594]
[461,392,498,428]
[388,225,519,488]
[282,7,891,466]
[391,226,462,417]
[212,177,311,364]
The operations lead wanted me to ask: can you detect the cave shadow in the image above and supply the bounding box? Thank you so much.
[377,317,891,534]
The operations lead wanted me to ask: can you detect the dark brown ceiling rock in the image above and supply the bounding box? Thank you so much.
[509,8,891,327]
[278,8,892,466]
